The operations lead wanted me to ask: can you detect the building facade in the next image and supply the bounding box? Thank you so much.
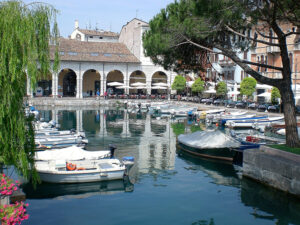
[28,18,176,98]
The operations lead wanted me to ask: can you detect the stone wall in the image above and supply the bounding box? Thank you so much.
[243,145,300,197]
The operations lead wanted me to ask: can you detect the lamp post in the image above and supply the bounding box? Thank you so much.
[295,57,298,99]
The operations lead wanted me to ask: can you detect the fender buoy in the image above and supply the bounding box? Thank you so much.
[66,163,76,171]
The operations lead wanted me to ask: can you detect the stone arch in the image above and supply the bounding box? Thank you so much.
[129,70,146,94]
[35,70,52,97]
[58,68,77,97]
[151,71,168,95]
[106,70,124,95]
[82,69,101,97]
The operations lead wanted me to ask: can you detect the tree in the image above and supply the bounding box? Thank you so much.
[191,78,205,95]
[240,77,257,99]
[143,0,300,147]
[216,81,227,98]
[172,75,186,94]
[271,87,281,105]
[0,1,59,181]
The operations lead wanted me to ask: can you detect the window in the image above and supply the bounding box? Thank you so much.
[91,52,99,56]
[89,36,93,38]
[59,51,65,55]
[68,52,78,56]
[76,34,81,41]
[103,53,112,57]
[243,51,247,60]
[99,37,103,39]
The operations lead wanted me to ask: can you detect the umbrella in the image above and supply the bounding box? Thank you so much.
[152,86,167,90]
[116,85,135,89]
[153,82,168,87]
[135,86,147,89]
[227,90,240,95]
[257,92,271,97]
[107,82,124,86]
[131,82,146,86]
[204,89,216,94]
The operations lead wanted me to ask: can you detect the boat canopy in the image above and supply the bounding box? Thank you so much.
[35,146,110,161]
[178,130,241,149]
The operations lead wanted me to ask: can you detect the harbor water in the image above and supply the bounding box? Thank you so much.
[21,108,300,225]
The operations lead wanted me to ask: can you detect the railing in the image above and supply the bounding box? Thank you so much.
[266,46,281,53]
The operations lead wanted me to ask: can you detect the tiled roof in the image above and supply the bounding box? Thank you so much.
[50,38,140,63]
[78,29,119,37]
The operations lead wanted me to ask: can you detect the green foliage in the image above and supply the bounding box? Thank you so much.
[240,77,257,98]
[172,75,186,93]
[216,81,227,98]
[171,123,185,136]
[190,124,202,133]
[191,78,205,94]
[0,1,59,182]
[271,87,281,105]
[269,145,300,155]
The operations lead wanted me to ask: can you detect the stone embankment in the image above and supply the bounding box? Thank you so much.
[243,146,300,197]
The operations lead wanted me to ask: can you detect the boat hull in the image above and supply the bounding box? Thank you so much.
[38,169,125,183]
[177,143,235,162]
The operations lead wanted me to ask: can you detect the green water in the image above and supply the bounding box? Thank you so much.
[22,108,300,225]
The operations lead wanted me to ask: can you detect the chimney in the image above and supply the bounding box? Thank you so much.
[75,20,79,29]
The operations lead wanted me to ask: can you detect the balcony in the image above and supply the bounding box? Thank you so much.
[267,46,281,53]
[218,60,235,67]
[294,43,300,51]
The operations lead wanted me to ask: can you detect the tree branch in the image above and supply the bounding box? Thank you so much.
[241,60,283,71]
[225,25,280,46]
[214,44,282,87]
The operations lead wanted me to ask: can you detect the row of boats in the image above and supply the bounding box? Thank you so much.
[176,107,289,164]
[33,118,135,184]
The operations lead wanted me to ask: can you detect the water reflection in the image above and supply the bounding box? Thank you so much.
[241,178,300,225]
[22,177,134,200]
[33,106,300,225]
[177,152,241,187]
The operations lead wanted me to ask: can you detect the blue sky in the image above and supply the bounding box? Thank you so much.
[23,0,174,37]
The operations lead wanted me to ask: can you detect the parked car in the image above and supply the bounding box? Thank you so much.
[205,98,214,105]
[267,105,280,113]
[213,99,223,106]
[296,105,300,115]
[201,98,209,104]
[248,102,259,110]
[226,100,236,108]
[257,103,270,112]
[235,101,247,109]
[193,96,200,103]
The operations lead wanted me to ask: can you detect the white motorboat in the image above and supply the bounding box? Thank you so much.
[35,136,88,149]
[226,116,284,129]
[35,129,85,138]
[34,145,110,161]
[35,158,127,183]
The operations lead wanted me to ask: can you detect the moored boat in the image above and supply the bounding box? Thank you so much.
[35,158,127,183]
[177,130,241,162]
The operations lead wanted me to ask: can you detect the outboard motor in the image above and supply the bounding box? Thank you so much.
[109,144,117,158]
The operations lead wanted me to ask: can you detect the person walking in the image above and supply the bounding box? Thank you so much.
[96,90,100,100]
[104,91,107,99]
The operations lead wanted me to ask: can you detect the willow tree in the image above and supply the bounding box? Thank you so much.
[0,1,59,180]
[143,0,300,147]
